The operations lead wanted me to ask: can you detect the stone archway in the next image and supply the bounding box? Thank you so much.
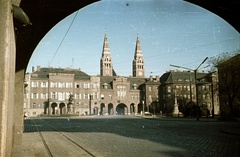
[51,103,57,114]
[43,101,49,114]
[100,103,105,115]
[108,103,114,115]
[116,103,127,115]
[59,103,66,114]
[93,107,98,115]
[130,103,135,115]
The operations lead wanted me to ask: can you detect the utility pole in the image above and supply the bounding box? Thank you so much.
[170,57,208,121]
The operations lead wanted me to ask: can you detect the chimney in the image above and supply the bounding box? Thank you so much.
[37,65,41,71]
[150,75,153,81]
[32,66,35,72]
[156,76,160,82]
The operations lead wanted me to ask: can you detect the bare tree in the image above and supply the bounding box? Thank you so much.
[208,51,240,118]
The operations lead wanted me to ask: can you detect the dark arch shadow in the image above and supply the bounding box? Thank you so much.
[16,0,98,72]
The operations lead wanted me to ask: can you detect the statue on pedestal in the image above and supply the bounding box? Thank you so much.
[67,94,74,114]
[172,90,180,116]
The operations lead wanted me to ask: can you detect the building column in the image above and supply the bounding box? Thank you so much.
[49,103,52,115]
[0,1,16,156]
[14,70,25,145]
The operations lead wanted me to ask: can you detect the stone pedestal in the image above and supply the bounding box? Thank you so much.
[67,103,73,114]
[172,104,179,117]
[172,91,179,117]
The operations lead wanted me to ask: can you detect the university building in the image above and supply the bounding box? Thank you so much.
[24,33,220,117]
[159,70,219,116]
[24,34,160,116]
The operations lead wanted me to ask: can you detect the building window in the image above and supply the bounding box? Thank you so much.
[206,85,210,91]
[66,92,71,99]
[84,83,89,89]
[75,93,81,99]
[66,82,72,88]
[149,95,152,102]
[32,103,36,108]
[58,82,65,88]
[149,86,152,92]
[58,92,65,100]
[51,82,57,88]
[93,83,98,89]
[101,94,104,99]
[41,82,47,88]
[109,95,112,100]
[76,83,80,88]
[103,83,108,89]
[41,93,47,99]
[179,86,182,91]
[167,86,171,93]
[32,81,38,87]
[84,94,89,99]
[117,85,126,100]
[202,85,206,91]
[32,93,38,99]
[51,92,57,99]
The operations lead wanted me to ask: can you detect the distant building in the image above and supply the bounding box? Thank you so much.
[217,54,240,116]
[24,67,96,116]
[159,70,219,117]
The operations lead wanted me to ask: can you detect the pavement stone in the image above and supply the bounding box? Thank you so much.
[12,116,240,157]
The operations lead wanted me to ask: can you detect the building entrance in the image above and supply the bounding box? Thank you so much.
[116,103,127,115]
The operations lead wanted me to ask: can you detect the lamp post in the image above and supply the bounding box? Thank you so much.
[89,94,93,115]
[170,57,208,121]
[142,100,145,117]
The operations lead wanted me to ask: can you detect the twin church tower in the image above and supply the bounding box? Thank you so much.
[100,33,145,77]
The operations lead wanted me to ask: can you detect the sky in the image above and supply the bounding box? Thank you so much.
[27,0,240,76]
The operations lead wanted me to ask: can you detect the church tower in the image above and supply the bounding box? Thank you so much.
[132,35,145,77]
[100,33,113,76]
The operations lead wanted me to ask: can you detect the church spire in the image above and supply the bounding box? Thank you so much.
[132,35,145,78]
[100,33,113,76]
[134,35,142,57]
[102,33,110,56]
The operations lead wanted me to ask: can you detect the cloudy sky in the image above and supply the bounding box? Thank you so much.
[27,0,240,76]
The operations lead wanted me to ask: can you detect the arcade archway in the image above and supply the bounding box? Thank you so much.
[51,103,57,114]
[59,103,66,114]
[130,103,135,115]
[108,103,114,115]
[116,103,127,115]
[43,101,49,114]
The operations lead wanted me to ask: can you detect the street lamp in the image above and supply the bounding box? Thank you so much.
[142,100,145,117]
[89,94,93,115]
[170,57,208,121]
